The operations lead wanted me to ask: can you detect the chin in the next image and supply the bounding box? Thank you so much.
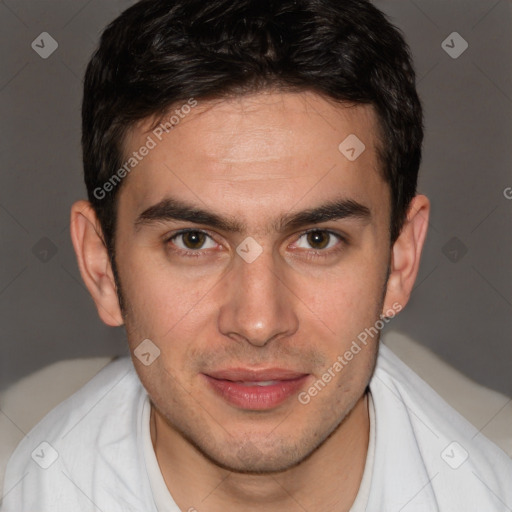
[204,446,311,475]
[177,422,330,475]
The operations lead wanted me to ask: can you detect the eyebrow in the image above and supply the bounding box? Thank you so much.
[134,196,371,233]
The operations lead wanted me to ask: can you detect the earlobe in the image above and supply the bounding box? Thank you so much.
[382,194,430,314]
[70,200,124,327]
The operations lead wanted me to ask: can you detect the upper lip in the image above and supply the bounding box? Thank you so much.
[204,368,308,382]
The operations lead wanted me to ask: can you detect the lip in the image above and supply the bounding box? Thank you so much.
[202,368,309,410]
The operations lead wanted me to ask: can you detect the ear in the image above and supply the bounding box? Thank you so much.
[70,200,124,326]
[382,194,430,315]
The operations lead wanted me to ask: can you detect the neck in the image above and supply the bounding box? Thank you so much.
[151,392,370,512]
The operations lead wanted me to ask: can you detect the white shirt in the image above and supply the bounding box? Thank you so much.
[2,343,511,511]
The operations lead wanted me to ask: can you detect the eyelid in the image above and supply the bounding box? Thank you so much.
[165,227,215,241]
[293,228,347,245]
[165,227,345,241]
[165,228,220,252]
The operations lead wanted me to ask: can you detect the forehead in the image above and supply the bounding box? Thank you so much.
[118,91,388,226]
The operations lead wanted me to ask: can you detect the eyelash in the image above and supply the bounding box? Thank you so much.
[164,228,347,260]
[297,229,346,260]
[164,228,215,258]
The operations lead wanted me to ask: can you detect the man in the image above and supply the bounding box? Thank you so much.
[2,0,511,510]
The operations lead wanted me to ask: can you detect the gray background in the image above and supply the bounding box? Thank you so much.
[0,0,511,395]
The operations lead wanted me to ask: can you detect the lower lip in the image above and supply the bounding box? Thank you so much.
[203,374,309,410]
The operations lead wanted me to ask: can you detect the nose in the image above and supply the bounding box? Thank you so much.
[217,249,299,347]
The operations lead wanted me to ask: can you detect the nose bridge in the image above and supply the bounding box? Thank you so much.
[218,249,298,346]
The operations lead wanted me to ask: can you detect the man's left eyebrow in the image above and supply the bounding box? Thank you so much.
[277,198,371,232]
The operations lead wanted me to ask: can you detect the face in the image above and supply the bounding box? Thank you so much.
[112,91,392,473]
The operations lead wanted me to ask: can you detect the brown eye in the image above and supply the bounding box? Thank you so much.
[306,230,330,249]
[293,229,342,253]
[181,231,206,249]
[170,230,217,252]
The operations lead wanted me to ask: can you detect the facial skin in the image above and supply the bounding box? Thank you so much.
[71,91,429,512]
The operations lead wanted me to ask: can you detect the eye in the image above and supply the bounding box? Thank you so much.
[294,229,342,251]
[168,230,217,251]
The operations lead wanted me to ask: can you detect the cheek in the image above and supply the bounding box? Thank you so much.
[120,248,220,337]
[295,261,385,341]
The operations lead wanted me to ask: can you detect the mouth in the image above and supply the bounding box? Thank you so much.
[202,368,310,411]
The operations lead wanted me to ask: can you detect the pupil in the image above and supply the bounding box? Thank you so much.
[184,231,204,249]
[307,231,328,249]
